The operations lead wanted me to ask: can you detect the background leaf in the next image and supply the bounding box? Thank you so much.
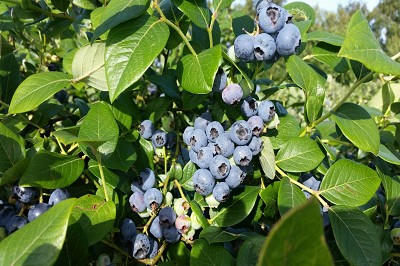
[0,53,21,103]
[307,31,344,46]
[0,122,25,174]
[199,226,241,243]
[277,176,307,216]
[237,235,265,266]
[380,172,400,216]
[259,136,275,180]
[190,239,235,266]
[172,0,211,29]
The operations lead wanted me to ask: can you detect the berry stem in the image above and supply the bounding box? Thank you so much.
[174,179,189,203]
[95,151,110,202]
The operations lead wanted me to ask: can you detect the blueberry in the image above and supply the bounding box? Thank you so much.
[254,33,276,61]
[151,130,167,148]
[189,148,198,164]
[166,132,177,149]
[163,226,181,243]
[139,120,155,140]
[248,136,263,155]
[183,126,195,146]
[276,23,301,57]
[212,68,227,92]
[229,120,252,145]
[258,4,289,34]
[5,215,28,235]
[196,146,214,169]
[147,83,158,95]
[233,146,253,166]
[215,133,235,157]
[222,84,243,105]
[209,155,231,179]
[258,100,275,122]
[241,96,258,118]
[212,182,230,202]
[175,215,191,234]
[225,165,246,188]
[207,142,220,156]
[48,188,70,205]
[28,203,51,222]
[148,238,159,259]
[0,203,17,227]
[129,192,146,213]
[12,186,39,204]
[131,233,151,259]
[206,121,225,143]
[144,188,163,210]
[159,206,176,228]
[150,216,163,239]
[138,168,156,191]
[119,218,137,244]
[193,169,215,196]
[194,112,212,131]
[189,128,208,152]
[247,115,264,137]
[300,174,321,198]
[234,34,255,62]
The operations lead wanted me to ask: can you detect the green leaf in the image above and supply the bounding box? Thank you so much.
[260,182,280,220]
[258,198,333,266]
[167,242,190,265]
[172,0,211,29]
[378,144,400,165]
[200,226,240,243]
[231,12,254,38]
[51,0,70,12]
[177,45,221,94]
[0,158,29,186]
[19,151,84,189]
[0,53,21,103]
[284,1,315,26]
[72,0,96,10]
[331,102,380,154]
[329,205,382,266]
[8,72,70,114]
[108,93,136,131]
[276,137,325,173]
[148,70,180,100]
[72,42,107,91]
[380,173,400,216]
[259,136,275,180]
[368,83,394,116]
[319,159,381,206]
[212,186,260,227]
[105,15,169,102]
[91,0,149,41]
[190,200,209,229]
[213,0,232,11]
[88,160,131,194]
[307,31,344,46]
[51,126,80,145]
[338,10,400,76]
[266,114,301,149]
[221,50,253,92]
[0,122,25,174]
[71,194,116,246]
[277,176,307,216]
[311,43,349,73]
[190,239,235,266]
[181,161,196,191]
[0,198,77,266]
[237,235,266,266]
[144,97,172,122]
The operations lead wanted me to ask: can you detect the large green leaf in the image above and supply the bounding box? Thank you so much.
[0,198,77,266]
[19,151,84,189]
[71,194,116,246]
[0,122,25,174]
[0,158,29,186]
[266,114,301,149]
[260,182,280,220]
[338,10,400,76]
[380,173,400,216]
[284,1,315,26]
[177,45,221,94]
[277,176,307,216]
[190,239,235,266]
[213,0,233,11]
[237,235,265,266]
[105,15,169,102]
[72,42,107,91]
[276,137,325,173]
[181,161,196,191]
[378,144,400,165]
[199,226,244,244]
[172,0,211,29]
[258,198,333,266]
[319,159,381,206]
[0,53,21,103]
[311,43,349,73]
[259,136,275,180]
[329,205,382,266]
[307,31,344,46]
[72,0,96,10]
[211,186,260,227]
[91,0,149,41]
[331,102,379,154]
[8,72,70,114]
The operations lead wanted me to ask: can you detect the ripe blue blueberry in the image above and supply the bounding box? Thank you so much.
[48,188,70,205]
[229,120,252,145]
[151,130,167,148]
[193,169,215,196]
[5,215,28,235]
[233,146,253,166]
[138,168,156,191]
[163,226,181,243]
[148,238,159,259]
[247,115,264,137]
[196,146,214,169]
[150,216,163,239]
[194,112,212,131]
[189,128,208,152]
[131,233,151,259]
[258,100,276,122]
[28,203,51,222]
[241,96,258,118]
[158,206,177,228]
[183,126,195,146]
[215,133,235,157]
[222,84,243,105]
[300,174,321,198]
[225,165,246,189]
[139,120,155,140]
[166,132,177,149]
[207,142,219,156]
[248,136,263,155]
[212,182,231,202]
[257,4,289,34]
[129,191,146,213]
[0,203,17,227]
[144,188,163,210]
[212,68,227,92]
[206,121,225,143]
[234,34,255,62]
[189,148,198,165]
[209,155,231,180]
[12,186,39,204]
[254,33,276,61]
[119,218,137,244]
[276,23,301,57]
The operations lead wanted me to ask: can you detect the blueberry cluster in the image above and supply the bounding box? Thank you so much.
[0,187,70,236]
[234,1,301,62]
[139,120,176,150]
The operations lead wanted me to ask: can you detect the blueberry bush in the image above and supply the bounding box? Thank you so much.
[0,0,400,265]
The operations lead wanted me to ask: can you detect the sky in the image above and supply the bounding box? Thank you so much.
[285,0,380,12]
